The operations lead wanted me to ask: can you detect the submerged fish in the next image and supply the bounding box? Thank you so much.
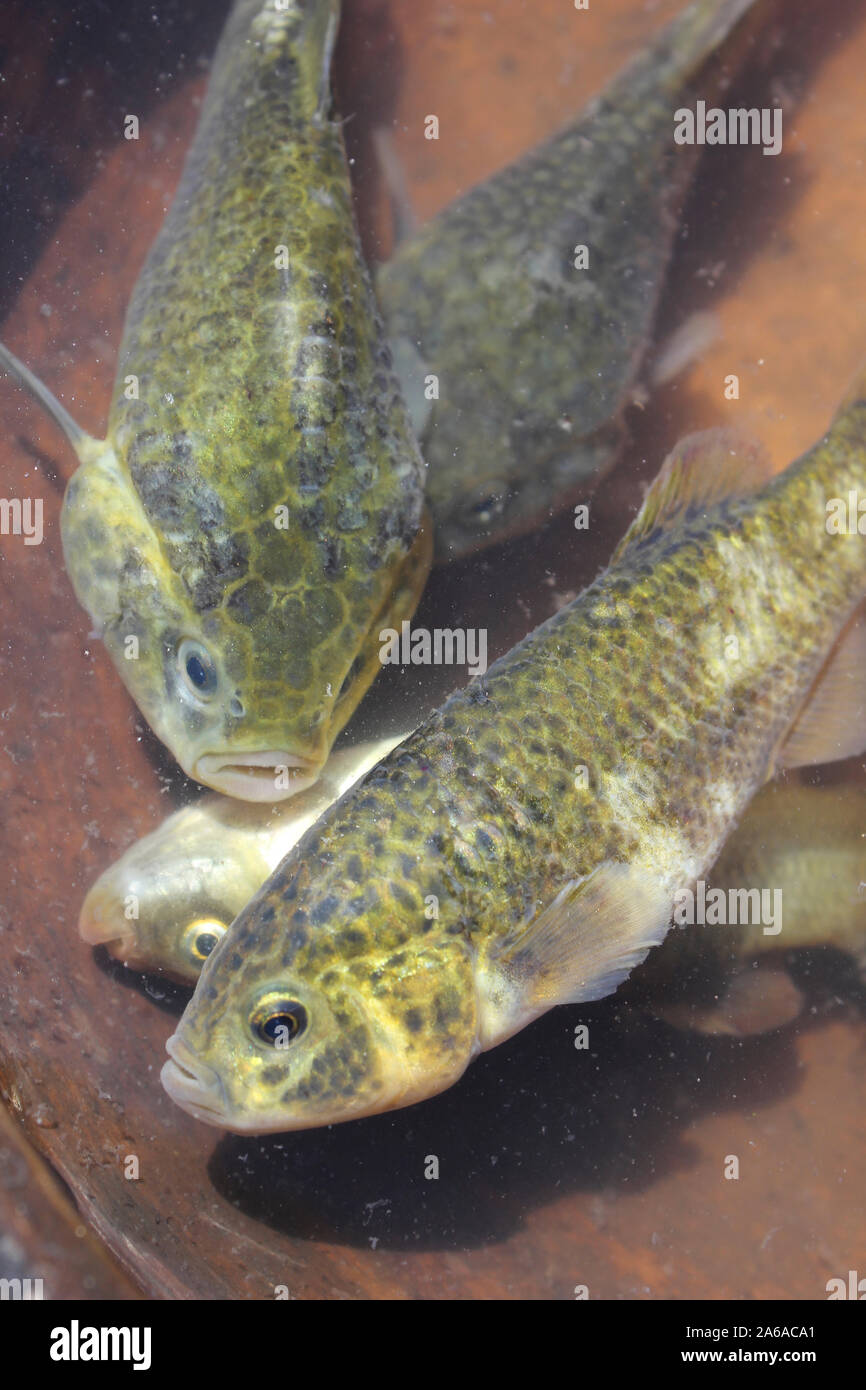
[161,382,866,1132]
[82,767,866,1028]
[627,780,866,1036]
[79,733,407,983]
[0,0,429,800]
[377,0,770,558]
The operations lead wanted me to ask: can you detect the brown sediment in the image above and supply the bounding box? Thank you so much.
[0,0,863,1299]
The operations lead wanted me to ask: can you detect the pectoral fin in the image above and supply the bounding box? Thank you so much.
[477,862,672,1049]
[777,602,866,771]
[0,340,103,465]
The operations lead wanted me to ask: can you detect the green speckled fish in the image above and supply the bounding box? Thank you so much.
[377,0,770,559]
[0,0,429,800]
[79,732,407,983]
[81,768,866,1027]
[160,383,866,1132]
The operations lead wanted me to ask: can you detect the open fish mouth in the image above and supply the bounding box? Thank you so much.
[194,750,322,802]
[162,1033,229,1126]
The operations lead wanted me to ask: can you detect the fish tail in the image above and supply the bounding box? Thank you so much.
[211,0,341,127]
[619,0,776,108]
[0,339,103,464]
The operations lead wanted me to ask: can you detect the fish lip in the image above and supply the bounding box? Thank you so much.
[78,888,136,955]
[194,750,322,802]
[162,1033,230,1125]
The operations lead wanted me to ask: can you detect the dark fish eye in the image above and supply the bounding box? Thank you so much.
[465,488,507,525]
[178,638,218,699]
[182,918,227,963]
[251,996,308,1047]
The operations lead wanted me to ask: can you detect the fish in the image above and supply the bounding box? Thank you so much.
[376,0,772,559]
[79,733,407,984]
[81,765,866,1027]
[160,377,866,1132]
[0,0,429,801]
[625,779,866,1036]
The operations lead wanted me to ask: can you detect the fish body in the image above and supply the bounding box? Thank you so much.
[377,0,769,558]
[0,0,429,800]
[79,733,407,982]
[161,388,866,1132]
[82,768,866,1021]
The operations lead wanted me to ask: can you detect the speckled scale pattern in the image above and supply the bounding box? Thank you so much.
[176,397,866,1122]
[105,0,426,743]
[377,0,769,557]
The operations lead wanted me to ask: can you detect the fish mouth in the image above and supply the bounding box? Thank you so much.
[78,882,135,956]
[194,750,322,802]
[161,1033,230,1127]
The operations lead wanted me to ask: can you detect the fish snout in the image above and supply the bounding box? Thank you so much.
[162,1033,229,1126]
[78,879,137,958]
[193,750,323,801]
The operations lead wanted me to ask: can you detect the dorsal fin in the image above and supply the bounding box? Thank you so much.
[613,427,775,562]
[0,340,103,464]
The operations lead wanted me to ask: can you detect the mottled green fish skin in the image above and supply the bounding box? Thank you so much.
[58,0,429,798]
[78,734,406,983]
[629,780,866,1026]
[88,770,866,1004]
[377,0,769,559]
[161,386,866,1132]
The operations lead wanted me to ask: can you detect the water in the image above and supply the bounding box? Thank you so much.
[0,0,864,1300]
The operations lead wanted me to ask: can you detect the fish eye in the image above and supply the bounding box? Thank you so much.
[182,918,227,963]
[251,994,308,1047]
[464,488,507,526]
[178,638,218,699]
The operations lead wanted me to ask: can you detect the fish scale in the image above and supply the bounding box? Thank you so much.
[0,0,430,801]
[377,0,776,558]
[161,389,866,1132]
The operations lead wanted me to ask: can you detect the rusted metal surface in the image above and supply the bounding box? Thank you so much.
[0,0,864,1299]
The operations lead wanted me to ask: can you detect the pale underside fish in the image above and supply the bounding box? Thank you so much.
[82,770,866,1039]
[79,733,408,984]
[625,779,866,1036]
[161,380,866,1133]
[0,0,429,801]
[377,0,774,559]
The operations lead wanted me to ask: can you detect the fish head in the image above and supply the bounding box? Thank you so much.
[61,429,431,800]
[78,802,268,983]
[428,415,626,559]
[161,865,479,1132]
